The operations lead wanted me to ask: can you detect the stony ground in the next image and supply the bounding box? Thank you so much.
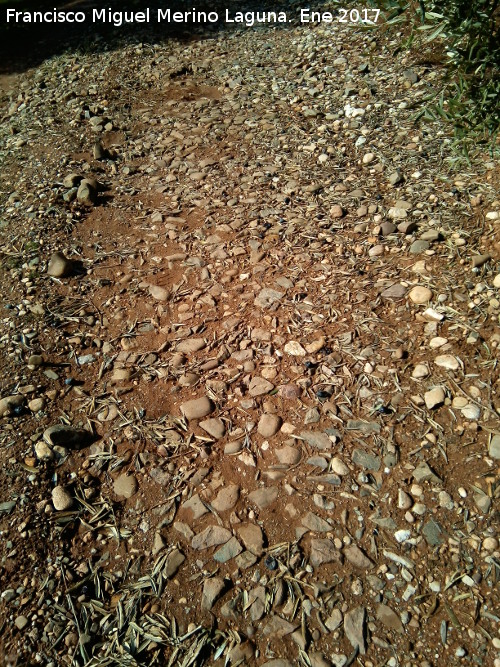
[0,7,499,667]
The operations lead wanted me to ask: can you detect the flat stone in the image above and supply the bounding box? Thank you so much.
[461,404,480,420]
[346,420,380,435]
[309,653,331,667]
[34,441,54,461]
[47,251,74,278]
[352,449,381,471]
[181,396,214,420]
[326,609,343,632]
[192,525,232,550]
[224,440,244,454]
[227,642,255,664]
[201,577,226,611]
[284,341,307,356]
[254,288,284,308]
[176,338,206,353]
[412,363,429,379]
[330,204,344,218]
[388,170,404,186]
[258,413,282,437]
[398,220,418,234]
[420,229,440,242]
[344,544,374,569]
[199,417,225,439]
[300,430,332,450]
[434,354,459,370]
[422,519,445,546]
[278,384,302,399]
[15,615,29,630]
[302,512,331,532]
[376,604,404,633]
[276,445,301,465]
[488,434,500,459]
[424,386,445,409]
[309,538,342,567]
[164,548,185,578]
[152,533,166,556]
[249,376,274,397]
[263,615,298,638]
[51,486,73,511]
[381,284,407,299]
[77,180,97,205]
[181,494,208,520]
[149,285,169,301]
[344,606,367,654]
[211,484,239,512]
[261,661,294,667]
[409,286,432,304]
[413,461,442,484]
[331,457,349,476]
[380,221,397,235]
[409,240,430,254]
[213,536,243,563]
[248,487,279,509]
[237,523,264,556]
[113,474,138,499]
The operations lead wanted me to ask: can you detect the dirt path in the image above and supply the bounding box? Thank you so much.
[0,13,499,667]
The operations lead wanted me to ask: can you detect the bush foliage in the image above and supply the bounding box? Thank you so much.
[374,0,499,155]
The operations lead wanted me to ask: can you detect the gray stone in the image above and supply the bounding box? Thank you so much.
[388,170,404,186]
[113,474,138,499]
[199,417,225,439]
[344,606,366,654]
[181,396,214,420]
[309,539,342,567]
[376,603,404,633]
[302,512,331,533]
[300,430,332,450]
[344,545,374,569]
[201,577,226,610]
[213,536,243,563]
[181,494,208,520]
[346,420,380,435]
[352,449,381,471]
[254,288,284,308]
[211,485,239,512]
[409,240,430,254]
[192,525,232,550]
[413,461,442,484]
[237,523,264,556]
[165,549,185,578]
[149,285,169,301]
[325,609,343,632]
[276,446,301,465]
[398,220,418,234]
[248,377,274,397]
[77,179,97,206]
[422,519,445,546]
[176,338,206,353]
[381,284,407,299]
[248,487,278,509]
[489,435,500,459]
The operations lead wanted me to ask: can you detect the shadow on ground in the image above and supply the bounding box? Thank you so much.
[0,0,344,75]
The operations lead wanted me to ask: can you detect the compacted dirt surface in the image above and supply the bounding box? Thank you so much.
[0,5,499,667]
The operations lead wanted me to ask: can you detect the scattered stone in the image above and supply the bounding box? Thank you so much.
[352,449,381,471]
[180,396,214,420]
[51,486,73,511]
[237,524,264,556]
[43,425,94,449]
[181,494,208,520]
[471,253,491,268]
[344,545,374,569]
[381,283,407,299]
[344,606,367,654]
[412,363,429,379]
[148,284,169,301]
[488,434,500,459]
[248,487,279,509]
[199,418,225,439]
[309,539,342,567]
[201,577,226,611]
[330,204,344,218]
[46,251,74,278]
[176,338,205,353]
[376,603,404,634]
[284,341,307,356]
[14,615,29,630]
[424,387,445,409]
[77,179,97,206]
[300,430,332,450]
[113,474,138,499]
[409,240,430,254]
[422,519,445,546]
[192,525,232,550]
[302,512,331,532]
[388,170,404,186]
[325,609,343,632]
[276,445,301,465]
[409,286,432,304]
[254,288,284,308]
[211,484,239,512]
[434,354,459,370]
[248,377,274,396]
[258,413,282,437]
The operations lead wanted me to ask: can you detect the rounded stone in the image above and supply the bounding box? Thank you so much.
[258,413,282,437]
[52,486,73,511]
[47,252,73,278]
[181,396,214,420]
[409,286,432,304]
[113,473,138,499]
